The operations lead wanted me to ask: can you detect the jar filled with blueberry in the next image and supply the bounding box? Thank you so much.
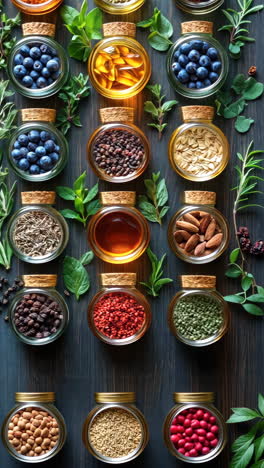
[8,22,69,99]
[8,108,68,181]
[167,21,228,99]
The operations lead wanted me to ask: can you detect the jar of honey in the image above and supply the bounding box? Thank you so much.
[88,273,151,345]
[87,107,150,183]
[10,0,63,15]
[95,0,145,15]
[88,192,150,264]
[88,22,151,99]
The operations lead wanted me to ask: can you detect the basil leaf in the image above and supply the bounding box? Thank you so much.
[232,428,257,452]
[85,199,101,217]
[56,186,76,200]
[68,38,89,62]
[235,115,254,133]
[156,12,173,38]
[243,303,264,315]
[83,183,99,203]
[258,394,264,417]
[63,256,90,300]
[159,206,169,219]
[141,248,173,297]
[224,294,245,304]
[60,209,83,223]
[247,294,264,303]
[138,199,159,223]
[60,5,79,24]
[255,436,264,462]
[86,8,102,32]
[148,31,172,51]
[230,443,254,468]
[227,408,260,423]
[79,251,94,266]
[146,84,161,99]
[251,461,264,468]
[137,18,154,28]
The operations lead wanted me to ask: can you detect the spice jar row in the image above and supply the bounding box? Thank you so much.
[2,392,227,464]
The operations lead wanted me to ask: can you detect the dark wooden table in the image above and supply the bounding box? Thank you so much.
[1,0,264,466]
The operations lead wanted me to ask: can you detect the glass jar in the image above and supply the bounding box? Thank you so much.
[11,0,63,15]
[88,191,150,264]
[168,106,229,182]
[87,107,150,183]
[163,392,227,463]
[88,22,151,99]
[175,0,223,15]
[7,191,69,264]
[168,191,229,264]
[1,392,67,463]
[168,275,230,346]
[167,21,228,99]
[88,273,151,345]
[7,22,69,99]
[8,108,68,182]
[9,274,69,346]
[95,0,145,15]
[82,392,149,464]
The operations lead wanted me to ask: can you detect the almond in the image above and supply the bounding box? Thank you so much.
[194,241,206,256]
[202,249,214,256]
[176,220,199,233]
[199,214,211,234]
[179,242,186,249]
[185,234,200,252]
[206,233,223,249]
[199,234,205,242]
[174,230,191,243]
[205,219,216,240]
[200,211,210,217]
[183,213,200,228]
[189,211,200,218]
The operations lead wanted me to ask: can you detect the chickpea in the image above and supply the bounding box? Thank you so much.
[21,433,29,441]
[20,446,28,455]
[22,412,32,420]
[34,428,41,437]
[34,446,42,454]
[35,437,42,445]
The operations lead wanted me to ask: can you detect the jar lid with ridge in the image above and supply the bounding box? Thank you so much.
[175,0,224,16]
[88,22,151,99]
[87,107,150,183]
[168,106,230,182]
[95,0,145,15]
[11,0,63,15]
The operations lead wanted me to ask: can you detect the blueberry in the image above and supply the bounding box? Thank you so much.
[41,67,50,78]
[49,152,59,164]
[41,54,52,65]
[189,40,203,50]
[207,47,219,60]
[30,70,40,81]
[11,149,22,160]
[18,134,29,146]
[31,83,38,89]
[33,60,43,72]
[18,158,30,171]
[28,142,37,152]
[188,50,200,62]
[55,145,60,153]
[202,41,210,53]
[28,130,40,143]
[174,50,180,60]
[14,54,24,65]
[172,62,182,75]
[190,74,198,82]
[196,81,206,89]
[178,54,189,68]
[40,131,50,142]
[40,169,46,174]
[40,44,52,55]
[44,140,56,153]
[13,65,27,78]
[13,141,21,149]
[177,69,189,84]
[29,164,40,175]
[53,57,60,63]
[188,82,196,89]
[35,146,46,157]
[39,155,52,170]
[23,57,34,69]
[47,78,53,86]
[27,152,38,163]
[50,47,58,56]
[22,75,33,88]
[19,45,30,57]
[36,77,47,88]
[211,61,222,73]
[46,59,60,72]
[209,72,219,83]
[185,62,197,74]
[29,47,41,60]
[196,66,209,79]
[19,147,29,158]
[179,42,192,55]
[203,78,212,87]
[199,55,211,68]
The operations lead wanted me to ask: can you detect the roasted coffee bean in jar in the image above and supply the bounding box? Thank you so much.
[9,275,69,346]
[163,393,227,463]
[11,0,63,15]
[88,192,150,264]
[168,191,229,264]
[7,191,69,264]
[95,0,145,15]
[168,275,230,346]
[82,392,149,463]
[88,273,151,345]
[168,106,229,181]
[87,107,150,183]
[1,392,66,462]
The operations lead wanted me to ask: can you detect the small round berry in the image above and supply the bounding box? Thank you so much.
[206,432,215,441]
[211,61,222,72]
[11,149,22,160]
[19,45,30,57]
[28,142,37,152]
[14,54,24,65]
[51,71,60,80]
[46,59,60,72]
[210,438,219,448]
[28,130,40,142]
[179,42,192,55]
[207,47,219,60]
[202,41,210,53]
[189,40,203,50]
[41,67,50,78]
[209,72,219,83]
[29,164,40,175]
[18,158,30,171]
[178,448,185,455]
[188,50,200,62]
[186,62,197,74]
[178,54,189,68]
[29,46,41,60]
[47,78,53,85]
[22,75,33,88]
[30,70,40,81]
[196,66,209,79]
[202,447,210,455]
[19,147,29,158]
[36,76,47,88]
[50,47,58,56]
[40,54,52,65]
[170,425,178,434]
[40,44,52,55]
[196,81,206,89]
[13,65,27,78]
[190,74,198,82]
[13,141,21,149]
[31,82,38,89]
[199,55,211,67]
[203,78,212,87]
[27,152,38,163]
[203,413,210,421]
[177,69,189,84]
[18,134,29,146]
[174,50,180,60]
[49,152,59,164]
[189,449,198,457]
[211,425,219,434]
[39,155,52,170]
[55,145,60,152]
[33,60,43,72]
[40,131,50,142]
[35,146,46,157]
[172,62,182,75]
[23,57,34,69]
[44,139,56,153]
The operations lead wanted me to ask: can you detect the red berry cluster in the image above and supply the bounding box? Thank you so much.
[237,226,264,256]
[170,407,219,458]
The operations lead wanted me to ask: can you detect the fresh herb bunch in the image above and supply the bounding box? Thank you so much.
[0,80,17,141]
[0,164,16,270]
[224,142,264,316]
[227,393,264,467]
[63,250,94,300]
[56,171,100,227]
[215,74,264,133]
[56,73,90,135]
[61,1,102,61]
[138,172,169,225]
[137,7,173,52]
[219,0,263,59]
[0,1,20,70]
[144,84,177,140]
[140,247,173,297]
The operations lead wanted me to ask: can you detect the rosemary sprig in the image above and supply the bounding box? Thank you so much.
[0,80,17,141]
[144,84,177,140]
[219,0,263,59]
[0,1,21,70]
[140,247,173,297]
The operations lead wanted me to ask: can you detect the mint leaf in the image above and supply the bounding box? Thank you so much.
[224,294,245,304]
[63,256,90,300]
[56,186,76,201]
[227,408,260,423]
[243,303,264,316]
[230,444,254,468]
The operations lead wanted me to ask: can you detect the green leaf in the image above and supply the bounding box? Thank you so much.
[63,256,90,300]
[60,209,83,223]
[230,443,254,468]
[226,264,242,278]
[229,43,241,56]
[243,303,264,315]
[56,186,76,201]
[144,101,159,117]
[73,171,86,191]
[138,199,159,223]
[85,7,102,33]
[161,100,177,113]
[79,251,94,266]
[251,461,264,468]
[224,294,245,303]
[247,294,264,303]
[255,436,264,462]
[235,115,254,133]
[61,5,79,24]
[159,206,169,219]
[258,394,264,417]
[148,31,172,51]
[83,183,99,203]
[141,248,172,297]
[230,248,240,262]
[147,84,161,99]
[232,74,247,94]
[243,80,264,100]
[85,199,101,217]
[137,18,154,28]
[241,275,253,291]
[227,408,261,423]
[224,98,246,118]
[156,12,173,38]
[232,424,259,452]
[156,178,168,207]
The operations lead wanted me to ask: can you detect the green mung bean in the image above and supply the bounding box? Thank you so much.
[173,294,223,341]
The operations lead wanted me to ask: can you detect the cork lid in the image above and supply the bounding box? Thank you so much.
[22,22,56,37]
[180,275,216,289]
[21,191,56,205]
[181,21,213,35]
[174,392,214,403]
[22,274,57,288]
[16,392,55,403]
[95,392,136,403]
[100,191,136,206]
[103,22,136,38]
[21,108,56,123]
[99,107,134,124]
[100,273,136,287]
[181,106,214,122]
[183,191,216,205]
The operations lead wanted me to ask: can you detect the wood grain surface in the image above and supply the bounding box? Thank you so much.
[1,0,264,466]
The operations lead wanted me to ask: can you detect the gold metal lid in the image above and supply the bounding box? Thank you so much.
[100,191,136,206]
[181,106,214,122]
[22,22,56,37]
[180,275,216,289]
[95,392,136,403]
[21,191,56,205]
[15,392,56,403]
[183,191,216,205]
[100,273,136,287]
[174,392,215,403]
[103,22,136,38]
[22,275,57,288]
[21,108,56,123]
[181,21,213,35]
[99,107,134,124]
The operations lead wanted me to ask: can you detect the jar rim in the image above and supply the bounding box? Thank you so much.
[95,392,136,403]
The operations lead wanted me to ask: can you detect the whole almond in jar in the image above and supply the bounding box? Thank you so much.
[168,191,229,264]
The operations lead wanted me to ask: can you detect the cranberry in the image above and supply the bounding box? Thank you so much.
[211,425,219,434]
[207,423,212,430]
[202,446,210,455]
[172,417,177,425]
[204,440,210,447]
[181,410,188,416]
[210,438,219,448]
[200,420,208,430]
[184,442,194,451]
[170,425,178,434]
[206,432,215,441]
[185,437,191,442]
[178,448,185,455]
[209,416,216,424]
[196,409,204,420]
[189,449,198,457]
[191,434,198,442]
[177,415,185,424]
[178,439,185,447]
[203,412,210,421]
[185,427,193,436]
[176,425,184,433]
[198,436,205,443]
[171,434,179,444]
[196,428,206,436]
[195,442,203,452]
[185,451,190,457]
[186,413,194,420]
[184,418,191,427]
[191,419,200,429]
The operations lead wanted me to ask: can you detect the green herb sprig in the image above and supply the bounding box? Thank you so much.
[137,7,173,51]
[219,0,263,59]
[224,142,264,316]
[138,172,169,225]
[144,84,177,140]
[0,80,17,141]
[227,393,264,467]
[61,1,102,62]
[140,247,173,297]
[0,1,21,70]
[56,73,90,135]
[215,74,264,133]
[63,250,94,300]
[0,164,16,270]
[56,172,100,227]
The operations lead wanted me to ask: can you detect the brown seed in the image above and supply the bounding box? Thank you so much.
[189,211,200,218]
[205,219,217,240]
[194,241,206,256]
[206,233,223,248]
[183,213,200,228]
[199,214,211,234]
[174,230,191,243]
[176,220,199,233]
[185,234,200,252]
